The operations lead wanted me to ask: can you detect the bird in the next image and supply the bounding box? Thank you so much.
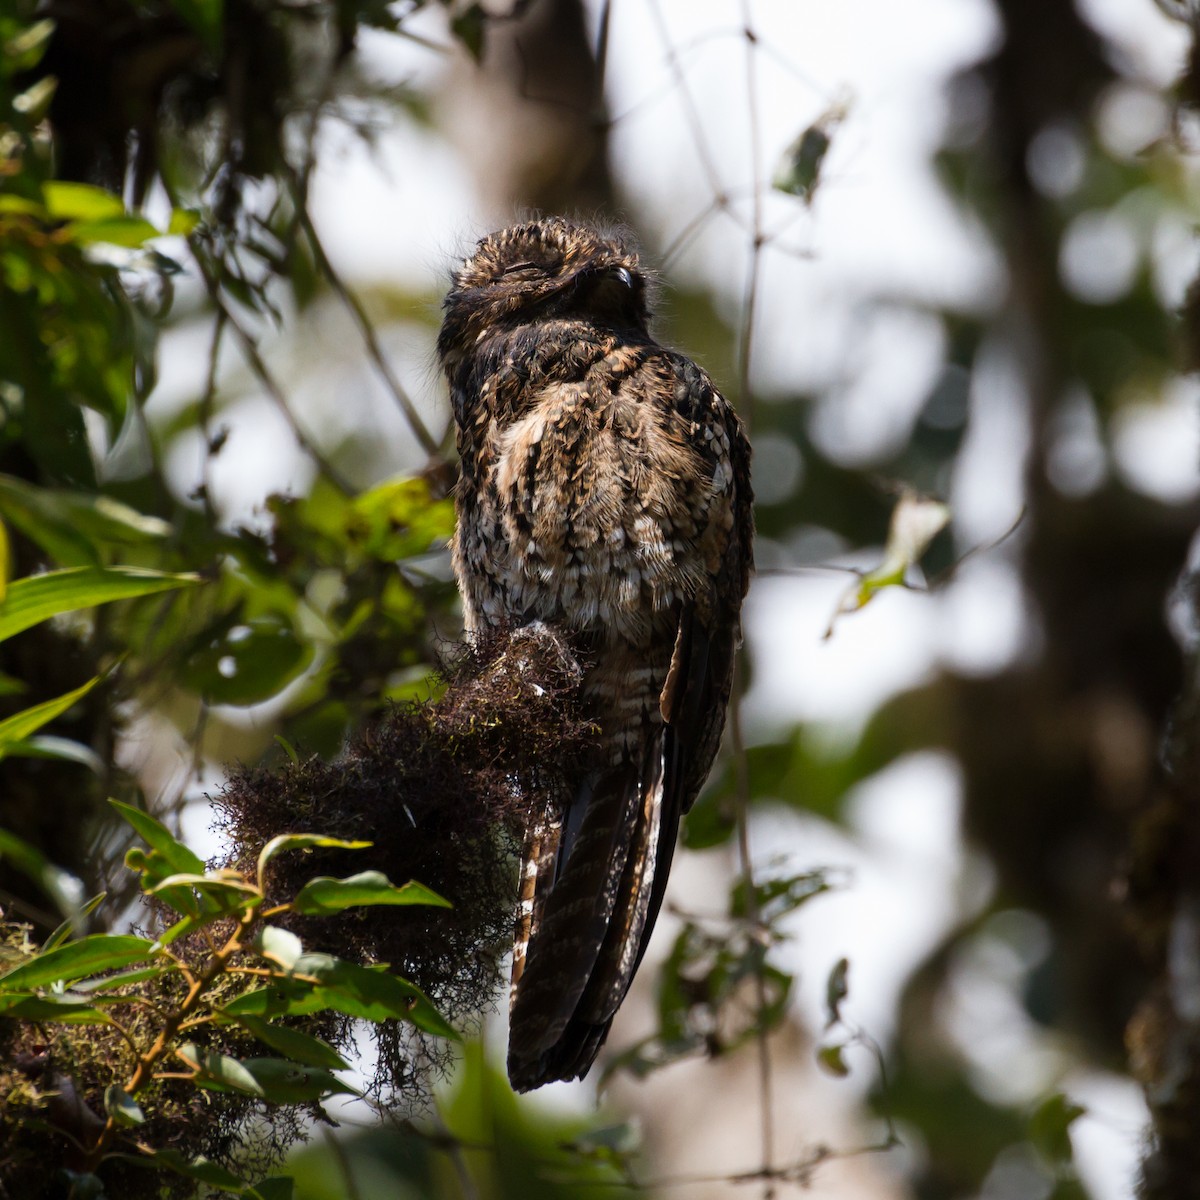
[438,215,753,1091]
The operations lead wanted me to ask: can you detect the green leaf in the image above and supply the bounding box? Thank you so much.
[228,1013,350,1070]
[1028,1092,1086,1166]
[224,954,457,1039]
[4,734,106,773]
[450,2,486,61]
[176,1043,356,1103]
[4,19,55,72]
[0,474,173,567]
[13,75,56,120]
[68,216,160,248]
[150,910,226,949]
[73,964,167,994]
[170,0,224,52]
[0,672,25,697]
[774,101,847,203]
[291,871,450,915]
[253,925,303,969]
[0,195,44,217]
[42,182,125,222]
[0,828,85,921]
[145,871,260,913]
[181,614,312,706]
[108,800,206,874]
[237,1057,359,1104]
[0,934,156,991]
[565,1120,643,1162]
[104,1084,145,1126]
[222,982,318,1021]
[0,992,109,1023]
[297,955,458,1038]
[122,846,206,916]
[256,834,371,884]
[176,1043,265,1096]
[817,1043,850,1077]
[273,734,300,764]
[0,566,201,643]
[825,957,850,1028]
[143,1149,250,1192]
[828,490,950,632]
[249,1178,295,1200]
[168,208,201,236]
[42,891,107,952]
[0,676,100,757]
[731,868,834,924]
[349,475,455,560]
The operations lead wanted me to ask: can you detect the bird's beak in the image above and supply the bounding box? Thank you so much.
[613,266,634,289]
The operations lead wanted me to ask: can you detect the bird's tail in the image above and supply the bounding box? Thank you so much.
[506,731,676,1091]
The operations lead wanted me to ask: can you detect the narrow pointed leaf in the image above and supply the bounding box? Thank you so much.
[108,800,205,874]
[0,934,156,990]
[0,829,85,921]
[0,993,109,1023]
[0,677,99,755]
[228,1013,350,1070]
[0,566,201,643]
[143,1150,249,1191]
[74,964,167,994]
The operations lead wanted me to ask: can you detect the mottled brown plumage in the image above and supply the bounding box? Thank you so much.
[439,216,753,1090]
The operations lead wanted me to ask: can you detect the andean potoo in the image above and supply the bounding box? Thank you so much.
[439,216,753,1091]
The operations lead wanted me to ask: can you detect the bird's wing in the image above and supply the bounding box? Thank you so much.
[507,365,753,1091]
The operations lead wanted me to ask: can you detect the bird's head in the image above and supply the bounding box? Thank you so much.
[438,216,649,369]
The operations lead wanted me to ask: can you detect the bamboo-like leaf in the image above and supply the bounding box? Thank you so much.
[0,676,99,758]
[0,566,200,643]
[0,677,100,757]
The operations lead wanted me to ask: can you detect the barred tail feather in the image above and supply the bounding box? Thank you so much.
[507,733,677,1092]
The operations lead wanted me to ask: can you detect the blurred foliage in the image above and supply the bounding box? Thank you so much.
[604,867,836,1080]
[285,1040,633,1199]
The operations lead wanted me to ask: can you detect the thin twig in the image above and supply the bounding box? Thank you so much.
[288,177,442,460]
[196,309,226,526]
[187,234,355,492]
[646,0,726,204]
[732,3,773,1195]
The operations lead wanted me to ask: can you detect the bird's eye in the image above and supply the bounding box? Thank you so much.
[500,261,541,278]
